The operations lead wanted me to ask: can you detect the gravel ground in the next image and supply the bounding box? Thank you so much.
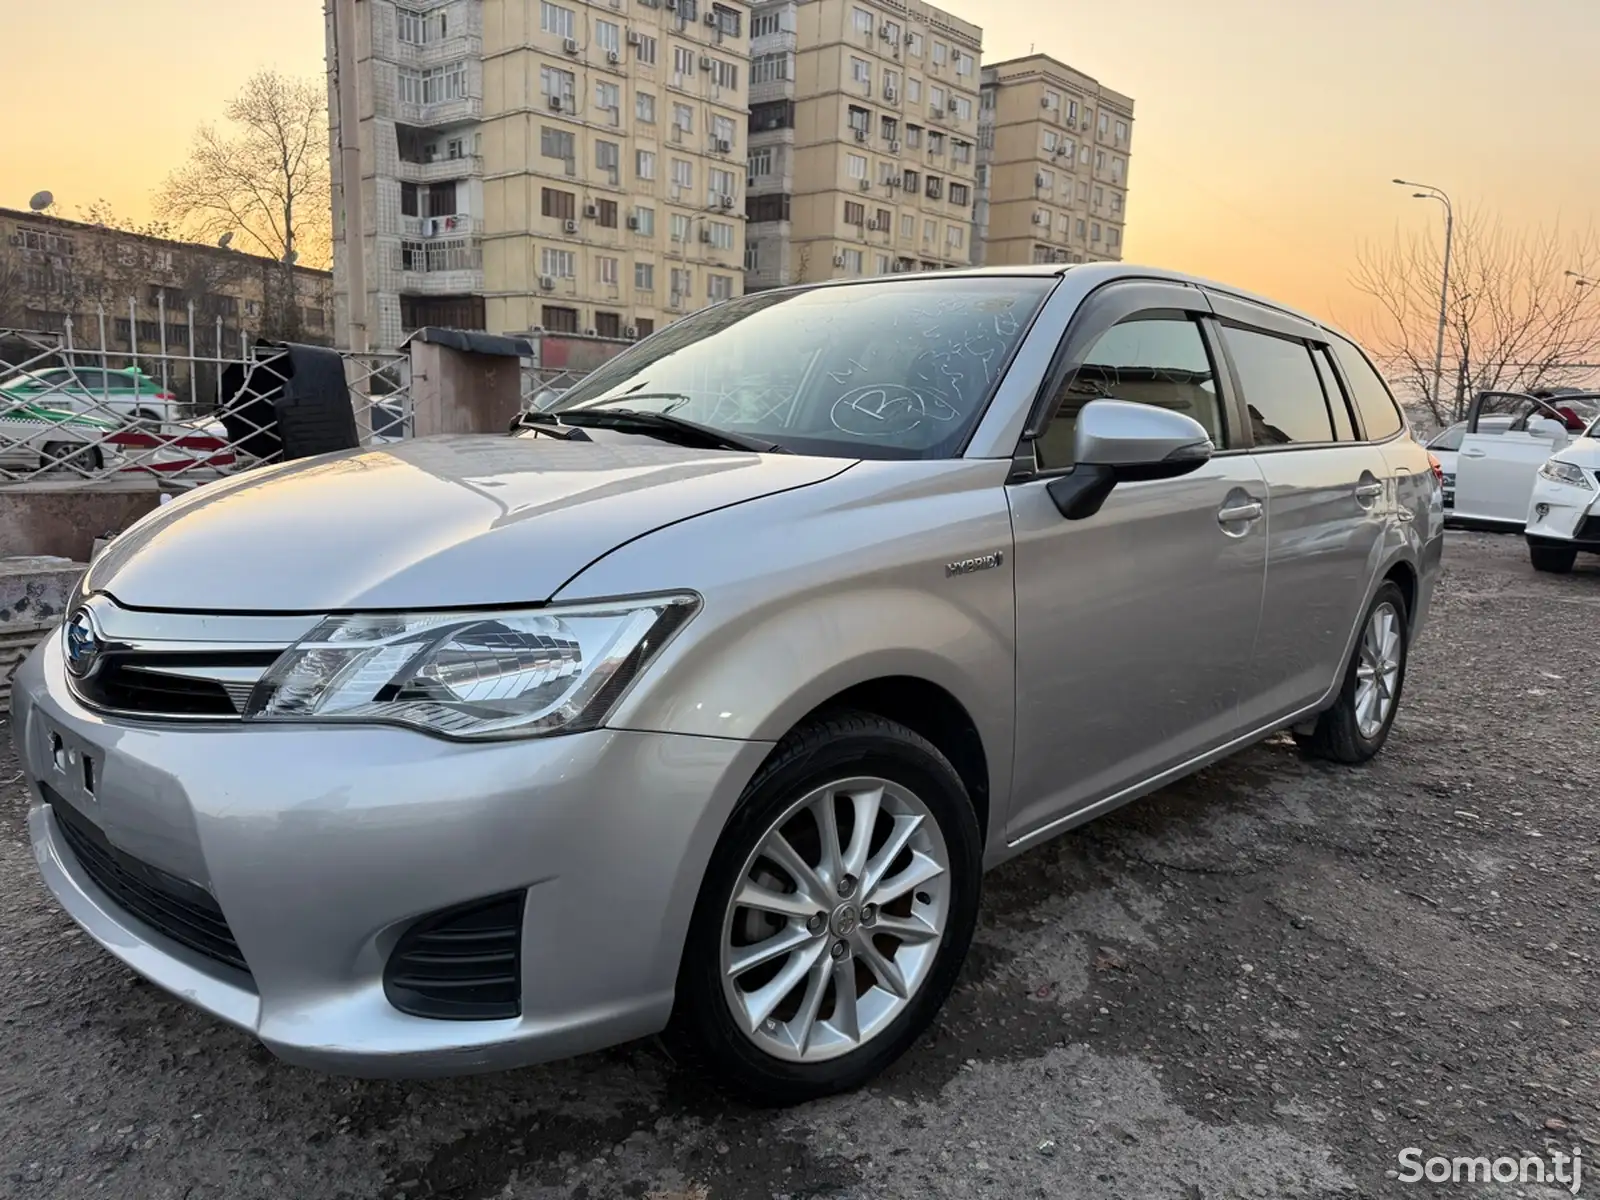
[3,529,1597,1200]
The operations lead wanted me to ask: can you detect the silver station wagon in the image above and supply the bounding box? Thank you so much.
[13,264,1444,1104]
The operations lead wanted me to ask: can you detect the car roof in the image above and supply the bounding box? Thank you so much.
[775,262,1353,343]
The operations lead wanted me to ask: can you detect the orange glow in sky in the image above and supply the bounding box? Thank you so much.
[6,0,1597,335]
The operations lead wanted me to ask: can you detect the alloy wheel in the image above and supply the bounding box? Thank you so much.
[718,775,951,1063]
[1354,600,1402,739]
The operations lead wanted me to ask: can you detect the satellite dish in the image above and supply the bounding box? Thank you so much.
[28,191,54,212]
[217,232,234,249]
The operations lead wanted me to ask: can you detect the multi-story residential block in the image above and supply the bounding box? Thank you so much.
[973,54,1133,267]
[743,0,981,291]
[329,0,748,350]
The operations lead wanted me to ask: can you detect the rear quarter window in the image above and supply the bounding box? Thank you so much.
[1330,338,1405,441]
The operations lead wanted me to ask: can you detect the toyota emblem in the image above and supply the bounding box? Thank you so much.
[63,607,102,678]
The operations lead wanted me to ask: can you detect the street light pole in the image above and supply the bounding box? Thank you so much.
[1393,178,1453,415]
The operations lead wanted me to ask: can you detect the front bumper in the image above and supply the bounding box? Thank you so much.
[11,634,771,1076]
[1524,474,1600,550]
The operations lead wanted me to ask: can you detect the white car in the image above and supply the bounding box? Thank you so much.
[1448,391,1599,529]
[1524,410,1600,572]
[1426,416,1513,510]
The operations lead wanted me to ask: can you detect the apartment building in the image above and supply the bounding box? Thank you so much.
[329,0,748,350]
[743,0,981,291]
[973,54,1133,267]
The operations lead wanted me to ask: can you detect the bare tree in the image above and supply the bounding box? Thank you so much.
[156,71,331,337]
[1351,208,1600,427]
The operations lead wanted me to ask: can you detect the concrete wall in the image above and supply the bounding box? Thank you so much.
[0,480,162,562]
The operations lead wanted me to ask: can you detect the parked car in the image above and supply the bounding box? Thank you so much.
[1427,415,1513,509]
[12,264,1443,1104]
[1449,390,1600,528]
[0,366,177,426]
[0,395,128,474]
[1523,407,1600,572]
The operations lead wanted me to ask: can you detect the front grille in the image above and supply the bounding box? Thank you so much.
[48,790,249,974]
[385,892,525,1020]
[73,652,281,719]
[1575,514,1600,542]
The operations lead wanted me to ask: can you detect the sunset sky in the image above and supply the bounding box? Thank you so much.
[7,0,1598,337]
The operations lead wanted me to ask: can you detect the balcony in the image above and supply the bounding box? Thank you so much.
[397,154,483,185]
[402,214,485,237]
[397,95,482,128]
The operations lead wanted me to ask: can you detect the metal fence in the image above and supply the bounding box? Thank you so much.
[0,312,596,488]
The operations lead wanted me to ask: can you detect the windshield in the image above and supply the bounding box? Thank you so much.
[548,276,1056,459]
[1427,422,1465,451]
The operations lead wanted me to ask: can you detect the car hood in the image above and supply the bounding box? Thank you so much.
[87,435,856,611]
[1555,435,1600,466]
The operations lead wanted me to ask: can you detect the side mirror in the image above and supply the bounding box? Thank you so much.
[1528,416,1566,439]
[1046,399,1214,520]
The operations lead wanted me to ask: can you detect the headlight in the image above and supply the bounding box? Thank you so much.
[1538,459,1594,491]
[244,594,697,739]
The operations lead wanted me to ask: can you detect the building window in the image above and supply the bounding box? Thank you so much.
[877,160,897,185]
[851,57,871,88]
[672,213,690,242]
[1110,191,1123,214]
[671,158,694,189]
[883,20,901,42]
[931,40,947,64]
[636,149,656,179]
[633,205,655,235]
[636,318,654,336]
[541,305,579,332]
[1060,138,1075,160]
[596,80,620,110]
[846,153,867,179]
[708,58,739,90]
[540,1,574,37]
[540,65,575,102]
[709,167,736,203]
[747,146,772,181]
[708,221,734,249]
[955,96,972,121]
[952,140,972,164]
[852,6,873,35]
[401,181,420,216]
[637,34,657,63]
[635,261,655,290]
[1079,179,1089,201]
[923,218,936,243]
[744,241,760,271]
[1067,98,1079,121]
[875,253,891,275]
[906,125,922,148]
[749,99,794,132]
[596,19,620,52]
[713,114,737,149]
[1095,150,1106,170]
[1112,157,1125,182]
[597,256,619,285]
[707,273,734,301]
[541,248,576,278]
[929,85,945,111]
[540,126,574,161]
[636,91,656,122]
[673,102,694,134]
[596,198,618,227]
[925,175,943,200]
[840,248,863,274]
[906,31,922,56]
[1043,88,1060,112]
[946,224,963,249]
[1108,227,1121,249]
[902,168,919,191]
[673,46,696,79]
[848,106,870,135]
[1094,186,1104,207]
[746,193,791,223]
[844,200,865,226]
[1038,169,1054,192]
[713,4,741,35]
[397,8,425,44]
[900,213,914,238]
[670,267,692,298]
[1076,218,1086,238]
[597,139,620,178]
[907,77,921,105]
[541,188,576,220]
[752,10,786,36]
[1098,112,1110,136]
[595,312,622,338]
[752,52,792,83]
[1115,120,1128,145]
[949,183,969,206]
[928,131,945,155]
[1091,223,1102,242]
[955,50,974,76]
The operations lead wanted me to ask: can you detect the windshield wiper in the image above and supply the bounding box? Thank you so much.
[569,392,696,412]
[556,407,788,454]
[508,410,592,439]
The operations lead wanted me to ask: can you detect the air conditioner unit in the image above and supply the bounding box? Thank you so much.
[563,218,579,233]
[1041,97,1052,109]
[584,202,600,218]
[548,95,563,111]
[719,194,735,209]
[853,129,867,142]
[539,275,555,289]
[563,36,580,54]
[607,49,621,63]
[928,105,941,119]
[865,218,880,231]
[879,26,891,39]
[624,324,638,338]
[832,254,846,267]
[6,234,19,246]
[884,86,897,102]
[585,327,598,336]
[626,215,641,230]
[698,228,713,242]
[1035,172,1047,187]
[858,178,872,190]
[715,137,732,152]
[1031,212,1045,225]
[704,11,717,23]
[699,55,713,69]
[948,98,959,113]
[889,139,901,152]
[627,29,642,44]
[665,0,677,8]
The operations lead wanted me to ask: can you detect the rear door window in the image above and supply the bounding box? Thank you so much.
[1311,347,1356,441]
[1220,325,1332,446]
[1330,337,1405,441]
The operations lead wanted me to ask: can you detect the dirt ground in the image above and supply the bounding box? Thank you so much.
[3,529,1597,1200]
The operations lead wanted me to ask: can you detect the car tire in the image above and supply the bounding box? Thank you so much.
[133,408,163,427]
[670,711,982,1106]
[1295,580,1409,766]
[1529,544,1577,574]
[39,442,103,474]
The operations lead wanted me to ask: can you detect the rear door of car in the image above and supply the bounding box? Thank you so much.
[1207,293,1391,730]
[1453,395,1573,525]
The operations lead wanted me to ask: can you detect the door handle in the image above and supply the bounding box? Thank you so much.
[1461,449,1487,458]
[1217,500,1263,523]
[1354,482,1384,501]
